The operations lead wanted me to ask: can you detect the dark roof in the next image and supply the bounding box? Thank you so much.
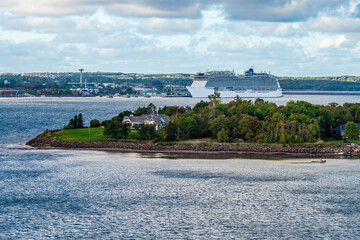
[333,123,360,131]
[123,114,170,125]
[148,115,170,125]
[124,114,150,123]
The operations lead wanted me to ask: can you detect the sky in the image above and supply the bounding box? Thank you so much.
[1,0,360,76]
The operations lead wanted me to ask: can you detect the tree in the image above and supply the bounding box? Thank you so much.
[163,121,177,141]
[208,87,221,119]
[103,119,128,139]
[193,100,210,112]
[73,115,78,128]
[90,119,100,128]
[147,103,157,114]
[217,128,229,142]
[147,124,156,139]
[134,103,157,116]
[65,113,84,129]
[77,113,84,128]
[138,124,148,140]
[117,110,133,122]
[158,106,185,116]
[138,124,156,140]
[68,118,74,127]
[208,87,221,105]
[101,120,111,128]
[343,121,359,141]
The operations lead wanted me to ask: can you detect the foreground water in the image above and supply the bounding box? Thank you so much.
[1,96,360,239]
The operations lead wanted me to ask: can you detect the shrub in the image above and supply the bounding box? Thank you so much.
[103,119,128,139]
[101,120,111,128]
[90,119,100,128]
[138,124,156,140]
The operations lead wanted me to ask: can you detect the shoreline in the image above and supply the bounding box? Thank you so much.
[3,90,360,99]
[26,135,360,158]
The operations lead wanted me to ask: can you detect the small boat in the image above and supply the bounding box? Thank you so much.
[311,159,326,163]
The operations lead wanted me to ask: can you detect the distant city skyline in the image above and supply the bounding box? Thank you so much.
[1,0,360,76]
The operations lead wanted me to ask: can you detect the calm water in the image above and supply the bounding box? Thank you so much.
[1,96,360,239]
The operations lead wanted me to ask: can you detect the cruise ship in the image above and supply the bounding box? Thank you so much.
[187,68,282,98]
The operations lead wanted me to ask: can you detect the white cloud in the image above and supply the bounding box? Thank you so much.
[308,16,360,33]
[0,0,360,75]
[319,38,335,48]
[107,2,201,18]
[0,0,350,21]
[319,35,350,49]
[138,18,201,34]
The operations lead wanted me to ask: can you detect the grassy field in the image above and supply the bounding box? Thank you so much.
[51,128,154,142]
[51,128,355,145]
[52,128,111,142]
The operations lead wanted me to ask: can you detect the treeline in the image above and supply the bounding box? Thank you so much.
[95,94,359,143]
[0,73,190,89]
[62,93,360,143]
[3,73,360,93]
[279,79,360,91]
[162,97,360,143]
[279,76,360,82]
[66,113,84,129]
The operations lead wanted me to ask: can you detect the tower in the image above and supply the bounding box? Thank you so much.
[79,68,84,87]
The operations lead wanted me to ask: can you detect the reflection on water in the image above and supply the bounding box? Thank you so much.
[1,148,360,239]
[1,97,360,238]
[137,152,355,160]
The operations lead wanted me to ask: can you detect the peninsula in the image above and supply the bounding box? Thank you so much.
[27,94,360,157]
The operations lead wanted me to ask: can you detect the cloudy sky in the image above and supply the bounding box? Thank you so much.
[1,0,360,76]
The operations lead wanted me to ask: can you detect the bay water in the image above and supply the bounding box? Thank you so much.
[1,96,360,239]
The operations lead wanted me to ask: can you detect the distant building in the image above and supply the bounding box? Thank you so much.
[123,114,170,130]
[333,123,360,139]
[0,89,19,96]
[67,82,97,87]
[103,83,116,88]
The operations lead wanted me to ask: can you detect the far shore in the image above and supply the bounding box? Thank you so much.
[26,134,360,159]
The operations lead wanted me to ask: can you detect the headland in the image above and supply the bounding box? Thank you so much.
[26,97,360,158]
[26,130,360,158]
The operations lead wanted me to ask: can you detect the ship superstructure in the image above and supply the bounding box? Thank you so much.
[187,68,282,98]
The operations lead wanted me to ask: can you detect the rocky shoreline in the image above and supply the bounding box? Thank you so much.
[26,135,360,157]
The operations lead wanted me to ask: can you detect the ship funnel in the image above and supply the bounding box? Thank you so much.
[245,68,254,76]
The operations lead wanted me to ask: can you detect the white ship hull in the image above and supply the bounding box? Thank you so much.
[187,87,283,98]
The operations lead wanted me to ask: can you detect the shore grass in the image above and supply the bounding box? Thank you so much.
[52,128,111,142]
[325,140,360,144]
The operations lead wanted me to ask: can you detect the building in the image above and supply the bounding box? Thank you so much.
[122,114,170,130]
[0,89,19,96]
[333,123,360,139]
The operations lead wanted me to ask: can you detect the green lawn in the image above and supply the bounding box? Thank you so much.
[52,128,111,142]
[50,128,160,142]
